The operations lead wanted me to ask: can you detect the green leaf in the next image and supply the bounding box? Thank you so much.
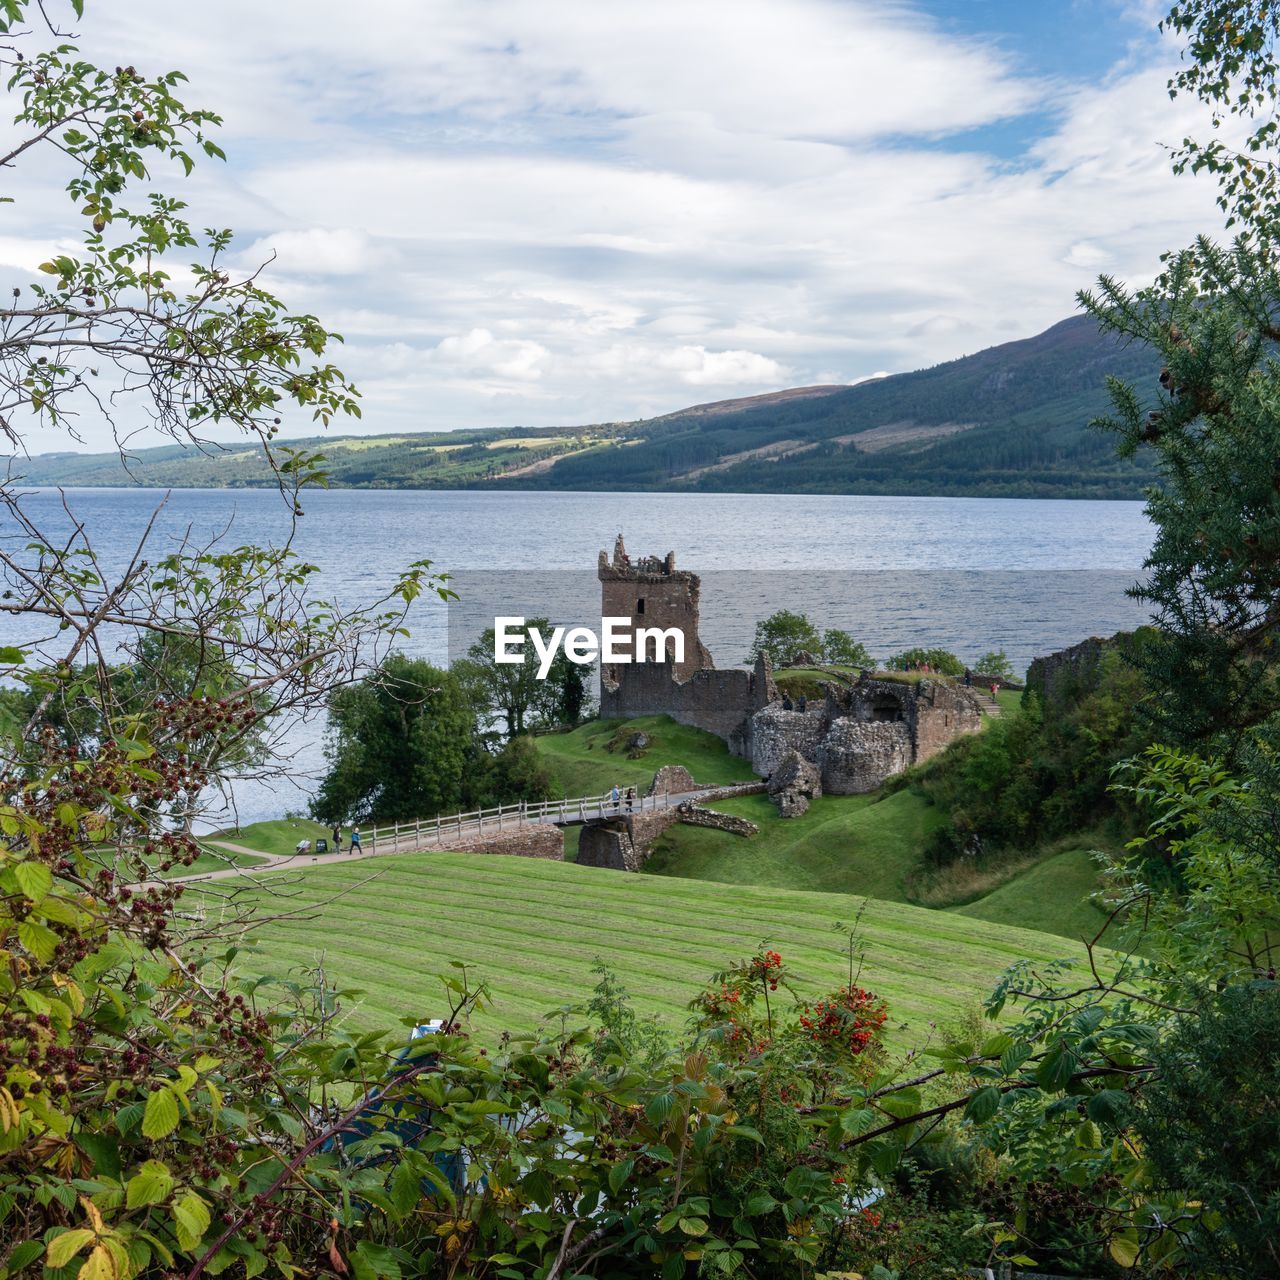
[678,1217,708,1237]
[1035,1044,1076,1092]
[14,862,52,902]
[126,1159,174,1208]
[741,1192,777,1216]
[5,1241,44,1273]
[964,1085,1001,1124]
[390,1159,419,1216]
[645,1092,674,1125]
[142,1088,179,1140]
[1087,1088,1130,1127]
[17,920,56,964]
[0,646,25,664]
[45,1230,95,1269]
[876,1086,921,1119]
[353,1242,401,1280]
[171,1190,211,1251]
[608,1158,635,1195]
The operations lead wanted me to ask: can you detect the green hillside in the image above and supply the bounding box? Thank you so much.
[534,714,1111,941]
[13,315,1160,498]
[209,851,1082,1043]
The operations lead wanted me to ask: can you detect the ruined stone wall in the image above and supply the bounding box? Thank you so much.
[750,704,826,777]
[749,675,984,794]
[1026,636,1107,709]
[434,824,565,860]
[576,810,681,872]
[601,660,755,737]
[910,680,985,762]
[598,541,775,754]
[674,805,758,836]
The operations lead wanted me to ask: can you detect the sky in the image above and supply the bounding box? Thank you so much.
[1,0,1234,450]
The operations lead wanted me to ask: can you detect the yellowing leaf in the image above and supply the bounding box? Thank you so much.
[46,1229,96,1269]
[1109,1233,1140,1268]
[141,1088,179,1140]
[172,1190,211,1251]
[126,1159,174,1208]
[77,1243,118,1280]
[15,861,52,901]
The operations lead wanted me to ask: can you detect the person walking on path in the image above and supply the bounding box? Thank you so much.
[990,681,999,700]
[963,669,972,688]
[625,786,636,813]
[349,827,361,855]
[332,823,342,852]
[611,782,621,811]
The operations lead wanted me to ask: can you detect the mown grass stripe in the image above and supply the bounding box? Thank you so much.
[198,851,1079,1046]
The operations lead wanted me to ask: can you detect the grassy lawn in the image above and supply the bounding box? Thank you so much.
[645,789,945,902]
[952,848,1112,942]
[203,851,1084,1045]
[208,816,331,857]
[534,716,755,795]
[177,846,271,877]
[535,713,1112,945]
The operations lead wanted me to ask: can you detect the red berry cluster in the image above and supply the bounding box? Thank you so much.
[749,950,783,990]
[799,985,888,1054]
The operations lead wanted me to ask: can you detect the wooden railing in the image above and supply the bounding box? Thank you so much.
[357,787,681,855]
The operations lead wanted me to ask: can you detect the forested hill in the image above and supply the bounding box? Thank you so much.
[511,314,1160,498]
[12,315,1160,498]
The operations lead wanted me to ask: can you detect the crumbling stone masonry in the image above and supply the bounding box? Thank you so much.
[597,538,986,795]
[752,676,983,794]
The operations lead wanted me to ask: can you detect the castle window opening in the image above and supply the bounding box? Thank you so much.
[637,597,645,616]
[871,696,903,722]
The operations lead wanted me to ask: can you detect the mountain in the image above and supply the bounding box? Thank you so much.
[8,315,1160,499]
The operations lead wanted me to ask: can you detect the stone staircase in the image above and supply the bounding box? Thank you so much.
[972,686,1003,717]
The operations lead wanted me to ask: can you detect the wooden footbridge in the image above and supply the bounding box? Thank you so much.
[354,786,707,856]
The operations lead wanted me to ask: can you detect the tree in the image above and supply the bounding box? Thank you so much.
[477,733,558,807]
[312,655,478,824]
[885,646,964,676]
[821,628,873,669]
[1137,982,1280,1275]
[459,618,590,738]
[972,649,1014,681]
[747,608,823,665]
[1080,1,1280,747]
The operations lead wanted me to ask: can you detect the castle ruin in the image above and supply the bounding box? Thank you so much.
[598,535,775,755]
[597,536,985,797]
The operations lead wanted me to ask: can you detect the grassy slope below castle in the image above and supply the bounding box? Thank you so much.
[198,850,1086,1043]
[533,712,1114,943]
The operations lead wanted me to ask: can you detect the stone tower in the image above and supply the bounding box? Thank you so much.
[597,534,713,700]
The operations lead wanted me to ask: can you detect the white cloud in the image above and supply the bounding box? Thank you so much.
[2,0,1237,450]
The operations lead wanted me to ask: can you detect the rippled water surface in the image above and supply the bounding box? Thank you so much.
[3,488,1156,822]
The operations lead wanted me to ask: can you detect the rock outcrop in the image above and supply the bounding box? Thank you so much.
[766,749,822,817]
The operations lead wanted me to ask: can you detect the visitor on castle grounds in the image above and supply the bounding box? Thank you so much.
[625,786,636,812]
[611,782,621,810]
[990,681,999,699]
[798,694,808,712]
[332,822,342,852]
[782,693,794,711]
[964,668,972,687]
[349,827,362,854]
